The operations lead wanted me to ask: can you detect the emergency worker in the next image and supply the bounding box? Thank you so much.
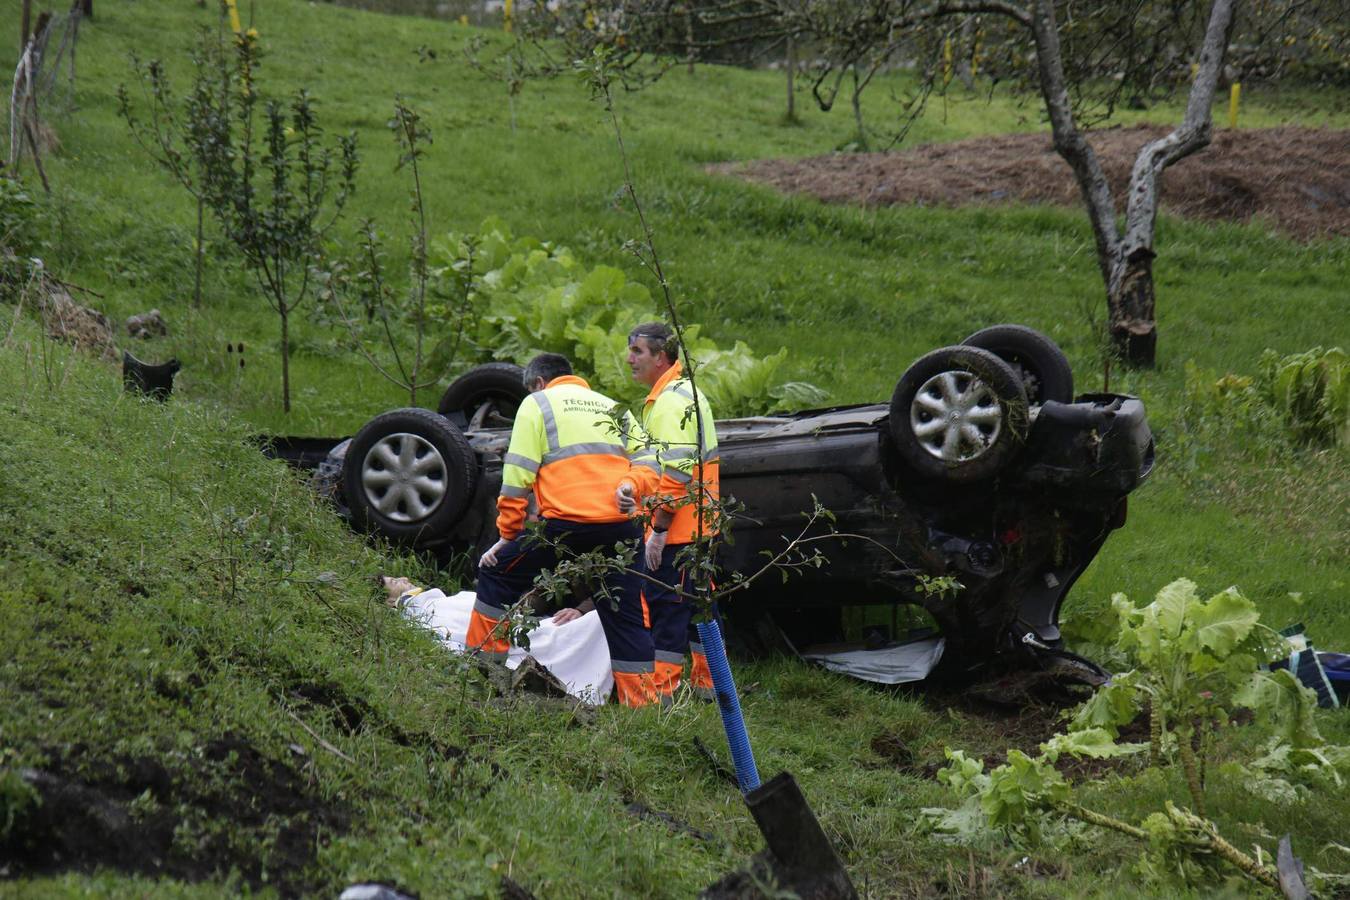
[617,323,720,701]
[469,353,658,707]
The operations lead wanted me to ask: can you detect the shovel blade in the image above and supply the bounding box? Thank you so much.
[742,771,857,900]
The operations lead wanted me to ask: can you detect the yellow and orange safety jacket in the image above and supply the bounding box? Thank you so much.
[626,362,720,545]
[496,375,649,540]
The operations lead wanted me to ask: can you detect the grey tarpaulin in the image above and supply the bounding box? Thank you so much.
[802,636,945,685]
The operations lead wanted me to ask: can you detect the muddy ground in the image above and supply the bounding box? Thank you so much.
[713,125,1350,241]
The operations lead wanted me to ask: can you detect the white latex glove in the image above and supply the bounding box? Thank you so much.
[644,530,668,571]
[552,607,582,625]
[615,482,636,515]
[479,537,511,569]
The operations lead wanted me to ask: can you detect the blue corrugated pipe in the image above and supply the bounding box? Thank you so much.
[696,618,761,793]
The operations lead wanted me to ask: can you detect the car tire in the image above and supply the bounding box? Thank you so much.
[889,345,1029,483]
[437,362,528,429]
[343,408,478,546]
[961,324,1073,405]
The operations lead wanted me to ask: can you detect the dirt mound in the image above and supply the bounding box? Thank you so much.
[713,125,1350,241]
[40,286,118,361]
[3,735,351,895]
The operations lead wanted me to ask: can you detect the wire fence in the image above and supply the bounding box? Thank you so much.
[8,2,83,187]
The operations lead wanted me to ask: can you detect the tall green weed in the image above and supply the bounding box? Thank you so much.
[1184,347,1348,450]
[1257,347,1348,447]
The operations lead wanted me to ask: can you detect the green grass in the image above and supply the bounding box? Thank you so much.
[11,0,1349,432]
[3,0,1350,895]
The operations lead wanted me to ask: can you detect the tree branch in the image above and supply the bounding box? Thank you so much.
[1027,0,1120,281]
[1119,0,1234,257]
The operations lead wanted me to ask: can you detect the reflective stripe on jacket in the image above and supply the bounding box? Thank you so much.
[638,362,720,545]
[496,375,647,540]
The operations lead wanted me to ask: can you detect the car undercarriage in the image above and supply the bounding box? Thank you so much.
[262,325,1154,676]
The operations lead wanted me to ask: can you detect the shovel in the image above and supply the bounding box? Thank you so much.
[696,617,858,899]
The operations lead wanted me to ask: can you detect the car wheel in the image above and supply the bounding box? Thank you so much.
[343,408,478,546]
[888,345,1029,483]
[437,362,528,429]
[961,324,1073,405]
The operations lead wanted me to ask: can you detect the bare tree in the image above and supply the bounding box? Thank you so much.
[1015,2,1223,364]
[1019,0,1236,366]
[205,33,359,414]
[501,0,1338,366]
[117,28,235,308]
[791,0,1238,365]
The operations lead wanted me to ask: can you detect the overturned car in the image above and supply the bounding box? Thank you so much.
[266,325,1153,673]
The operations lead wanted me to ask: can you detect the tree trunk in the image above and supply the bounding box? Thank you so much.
[1107,0,1234,367]
[785,36,796,122]
[685,4,695,75]
[1023,0,1233,369]
[193,197,204,308]
[850,64,866,148]
[1107,247,1158,366]
[955,18,976,90]
[21,0,31,54]
[1027,0,1119,284]
[280,304,291,414]
[79,0,92,18]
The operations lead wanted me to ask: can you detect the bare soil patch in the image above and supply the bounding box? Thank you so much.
[874,671,1148,783]
[712,125,1350,241]
[3,735,351,896]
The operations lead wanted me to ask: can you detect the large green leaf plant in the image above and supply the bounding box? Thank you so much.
[428,219,827,416]
[924,578,1350,893]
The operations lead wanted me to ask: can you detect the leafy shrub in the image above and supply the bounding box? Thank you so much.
[1184,347,1348,449]
[0,766,40,841]
[0,176,43,305]
[1256,346,1348,447]
[430,219,827,416]
[0,176,38,254]
[926,578,1350,894]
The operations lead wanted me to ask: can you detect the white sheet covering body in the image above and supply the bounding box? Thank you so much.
[399,589,613,705]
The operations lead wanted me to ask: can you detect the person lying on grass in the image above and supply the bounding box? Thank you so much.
[381,575,593,625]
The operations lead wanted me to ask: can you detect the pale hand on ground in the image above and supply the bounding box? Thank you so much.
[551,608,582,625]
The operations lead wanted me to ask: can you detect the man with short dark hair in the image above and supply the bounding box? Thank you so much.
[617,323,721,701]
[469,352,659,707]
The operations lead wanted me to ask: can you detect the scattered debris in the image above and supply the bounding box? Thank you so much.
[499,875,538,899]
[122,350,180,400]
[509,655,571,699]
[339,884,419,900]
[41,285,116,360]
[1277,835,1309,900]
[125,308,167,339]
[624,800,718,843]
[692,736,740,787]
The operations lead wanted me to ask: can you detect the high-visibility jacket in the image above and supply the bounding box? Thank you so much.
[631,362,720,545]
[496,375,648,540]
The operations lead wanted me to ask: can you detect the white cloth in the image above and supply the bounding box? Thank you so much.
[398,589,613,705]
[802,636,945,685]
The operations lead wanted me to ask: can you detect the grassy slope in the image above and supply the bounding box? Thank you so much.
[2,0,1349,895]
[18,0,1349,636]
